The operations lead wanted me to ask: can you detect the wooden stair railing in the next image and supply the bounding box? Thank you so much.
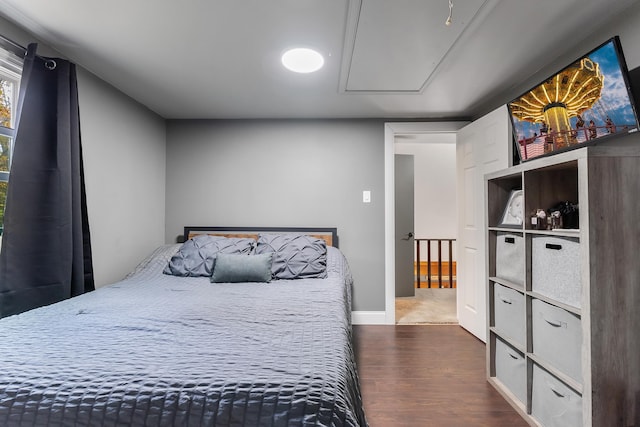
[415,238,456,288]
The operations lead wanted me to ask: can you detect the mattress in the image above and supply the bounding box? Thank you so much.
[0,244,367,426]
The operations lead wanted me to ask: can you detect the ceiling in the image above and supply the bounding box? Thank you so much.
[0,0,636,120]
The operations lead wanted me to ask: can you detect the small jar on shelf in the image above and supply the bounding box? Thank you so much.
[529,209,547,230]
[549,210,563,230]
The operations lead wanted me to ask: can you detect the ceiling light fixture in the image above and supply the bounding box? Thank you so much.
[445,0,453,26]
[281,48,324,73]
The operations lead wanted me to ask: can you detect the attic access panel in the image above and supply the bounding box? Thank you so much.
[343,0,486,93]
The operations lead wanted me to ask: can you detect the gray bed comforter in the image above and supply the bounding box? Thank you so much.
[0,245,367,427]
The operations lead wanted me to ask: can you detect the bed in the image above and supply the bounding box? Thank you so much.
[0,226,367,426]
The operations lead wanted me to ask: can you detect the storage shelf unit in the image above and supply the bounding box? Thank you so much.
[485,143,640,426]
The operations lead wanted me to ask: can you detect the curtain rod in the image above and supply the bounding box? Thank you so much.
[0,33,57,69]
[0,33,27,58]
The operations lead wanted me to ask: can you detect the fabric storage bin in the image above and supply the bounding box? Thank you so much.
[493,283,525,346]
[495,232,524,286]
[531,235,581,308]
[495,337,526,404]
[532,364,582,427]
[531,298,582,383]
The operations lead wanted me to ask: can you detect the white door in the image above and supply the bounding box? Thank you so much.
[456,106,511,341]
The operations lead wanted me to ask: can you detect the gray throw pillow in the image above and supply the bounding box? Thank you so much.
[255,234,327,279]
[163,235,255,277]
[210,253,273,283]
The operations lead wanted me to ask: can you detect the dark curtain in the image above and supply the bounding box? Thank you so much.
[0,43,94,318]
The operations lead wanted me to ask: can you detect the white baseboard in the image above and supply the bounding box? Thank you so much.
[351,311,389,325]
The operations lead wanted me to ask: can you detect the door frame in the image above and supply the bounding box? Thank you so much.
[383,122,469,324]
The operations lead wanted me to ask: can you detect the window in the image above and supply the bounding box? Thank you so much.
[0,43,23,235]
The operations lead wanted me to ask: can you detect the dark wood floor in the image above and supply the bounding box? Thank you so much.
[352,325,529,427]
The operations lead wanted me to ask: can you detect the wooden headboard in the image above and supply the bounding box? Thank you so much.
[183,226,339,248]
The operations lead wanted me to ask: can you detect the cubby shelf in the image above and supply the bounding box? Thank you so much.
[485,143,640,426]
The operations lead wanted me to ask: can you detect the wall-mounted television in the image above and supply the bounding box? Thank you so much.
[508,36,639,162]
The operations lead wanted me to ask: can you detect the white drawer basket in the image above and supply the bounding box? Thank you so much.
[532,364,582,427]
[531,298,582,384]
[495,337,526,404]
[493,283,525,347]
[531,235,581,308]
[495,232,524,286]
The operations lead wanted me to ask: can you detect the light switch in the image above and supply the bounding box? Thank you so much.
[362,190,371,203]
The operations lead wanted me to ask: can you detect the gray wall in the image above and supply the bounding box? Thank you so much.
[476,2,640,121]
[78,70,166,287]
[0,15,167,287]
[165,119,386,311]
[569,2,640,70]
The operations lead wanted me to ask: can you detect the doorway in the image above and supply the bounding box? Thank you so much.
[383,122,466,325]
[384,110,512,338]
[394,133,458,324]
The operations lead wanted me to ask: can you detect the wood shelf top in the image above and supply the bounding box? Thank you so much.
[527,353,583,395]
[489,277,525,293]
[528,291,582,316]
[524,228,580,237]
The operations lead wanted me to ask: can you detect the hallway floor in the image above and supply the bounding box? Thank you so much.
[395,288,457,324]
